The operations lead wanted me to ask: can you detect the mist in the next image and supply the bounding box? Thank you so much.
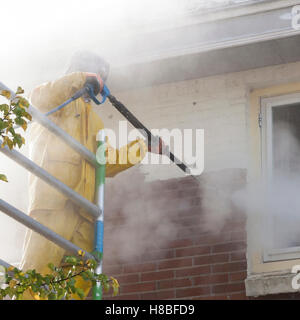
[0,0,236,265]
[0,0,222,91]
[1,0,294,269]
[232,123,300,252]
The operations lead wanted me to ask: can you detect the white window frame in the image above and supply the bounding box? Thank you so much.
[261,92,300,262]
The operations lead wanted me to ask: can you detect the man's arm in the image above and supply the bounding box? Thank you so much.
[30,72,86,114]
[105,138,148,177]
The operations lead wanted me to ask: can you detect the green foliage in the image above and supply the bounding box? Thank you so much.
[0,87,32,182]
[0,251,119,300]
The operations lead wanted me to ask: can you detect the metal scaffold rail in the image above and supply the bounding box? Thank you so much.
[0,82,98,167]
[0,199,95,262]
[0,82,104,300]
[0,139,100,218]
[0,258,11,269]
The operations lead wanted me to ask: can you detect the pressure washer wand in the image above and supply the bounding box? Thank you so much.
[85,82,191,175]
[107,94,191,175]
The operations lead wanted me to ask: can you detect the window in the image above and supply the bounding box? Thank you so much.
[261,93,300,262]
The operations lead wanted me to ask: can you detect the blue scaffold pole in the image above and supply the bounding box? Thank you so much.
[92,129,106,300]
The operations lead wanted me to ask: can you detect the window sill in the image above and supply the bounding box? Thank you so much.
[245,270,299,297]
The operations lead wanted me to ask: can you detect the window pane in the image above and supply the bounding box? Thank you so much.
[271,103,300,249]
[273,103,300,177]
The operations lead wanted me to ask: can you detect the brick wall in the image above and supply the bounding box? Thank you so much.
[99,167,300,300]
[101,168,249,300]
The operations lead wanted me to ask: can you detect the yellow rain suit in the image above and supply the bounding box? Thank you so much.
[21,72,147,299]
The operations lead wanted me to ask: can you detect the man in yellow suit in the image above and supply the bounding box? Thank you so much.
[20,51,162,299]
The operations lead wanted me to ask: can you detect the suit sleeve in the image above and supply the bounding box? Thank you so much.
[105,138,148,177]
[30,72,86,114]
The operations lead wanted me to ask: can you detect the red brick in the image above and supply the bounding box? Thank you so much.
[177,206,202,217]
[212,282,245,294]
[123,262,156,274]
[172,216,202,227]
[176,286,210,298]
[177,177,199,189]
[114,274,139,284]
[221,221,246,232]
[122,282,156,294]
[158,180,179,190]
[103,257,123,266]
[141,290,175,300]
[229,292,248,300]
[141,270,174,282]
[229,271,247,282]
[194,233,231,246]
[196,295,229,300]
[161,239,194,249]
[102,265,123,275]
[194,274,229,286]
[176,246,211,257]
[176,188,200,199]
[212,261,247,273]
[140,249,174,262]
[194,253,229,266]
[158,258,192,270]
[230,251,246,261]
[212,241,246,253]
[105,294,140,300]
[177,226,206,238]
[158,278,192,290]
[176,265,211,278]
[231,231,246,241]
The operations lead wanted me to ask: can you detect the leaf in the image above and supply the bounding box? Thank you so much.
[103,282,110,292]
[16,87,24,94]
[48,292,57,300]
[77,250,85,257]
[64,256,78,265]
[9,280,17,288]
[14,117,24,126]
[21,121,27,131]
[80,272,89,281]
[0,174,8,182]
[0,119,8,131]
[0,90,11,99]
[23,111,32,121]
[13,134,23,148]
[3,137,13,150]
[110,276,119,296]
[34,294,40,300]
[47,263,55,271]
[18,97,29,108]
[76,287,85,299]
[91,250,102,262]
[13,106,25,117]
[86,270,94,278]
[0,104,9,114]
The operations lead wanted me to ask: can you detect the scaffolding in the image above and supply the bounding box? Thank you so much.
[0,82,105,299]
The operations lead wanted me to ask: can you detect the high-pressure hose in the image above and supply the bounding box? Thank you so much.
[107,94,191,174]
